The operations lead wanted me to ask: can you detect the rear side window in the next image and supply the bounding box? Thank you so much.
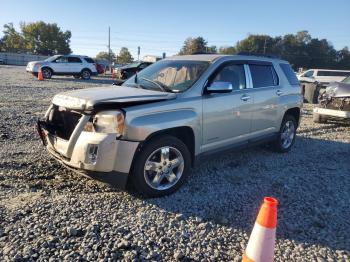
[317,71,350,77]
[68,57,82,63]
[280,63,299,85]
[84,57,95,63]
[249,64,278,88]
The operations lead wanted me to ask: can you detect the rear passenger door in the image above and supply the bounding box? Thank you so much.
[248,62,281,137]
[67,57,83,73]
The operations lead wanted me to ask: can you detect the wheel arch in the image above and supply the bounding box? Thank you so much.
[133,126,196,167]
[284,107,301,127]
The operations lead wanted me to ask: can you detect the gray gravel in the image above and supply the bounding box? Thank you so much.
[0,65,350,261]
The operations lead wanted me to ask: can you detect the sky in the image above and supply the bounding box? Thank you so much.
[0,0,349,59]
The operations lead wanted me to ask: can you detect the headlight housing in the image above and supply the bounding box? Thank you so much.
[84,110,125,137]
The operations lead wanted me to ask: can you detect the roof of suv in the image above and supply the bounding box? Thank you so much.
[167,54,287,63]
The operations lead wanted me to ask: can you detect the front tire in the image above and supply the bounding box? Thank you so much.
[41,68,52,79]
[131,136,191,197]
[272,115,297,153]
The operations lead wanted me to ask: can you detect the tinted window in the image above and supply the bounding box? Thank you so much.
[317,71,350,77]
[68,57,82,63]
[139,63,150,69]
[249,64,278,88]
[84,57,95,63]
[211,64,246,90]
[280,63,299,85]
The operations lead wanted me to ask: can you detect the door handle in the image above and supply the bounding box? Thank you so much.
[276,90,283,96]
[240,94,251,101]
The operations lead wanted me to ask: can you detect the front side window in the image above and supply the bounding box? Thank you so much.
[55,56,68,63]
[209,64,246,91]
[249,64,278,88]
[123,60,209,93]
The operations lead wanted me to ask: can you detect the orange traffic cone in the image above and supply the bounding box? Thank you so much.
[38,67,44,81]
[243,197,278,262]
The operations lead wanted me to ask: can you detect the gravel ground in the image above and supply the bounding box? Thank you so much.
[0,65,349,261]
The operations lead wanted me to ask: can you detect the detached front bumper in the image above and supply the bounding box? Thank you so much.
[313,107,350,119]
[37,119,139,188]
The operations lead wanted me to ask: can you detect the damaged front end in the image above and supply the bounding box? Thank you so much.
[314,82,350,122]
[318,82,350,111]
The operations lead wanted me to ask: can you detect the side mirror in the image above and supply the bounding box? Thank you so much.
[207,81,233,93]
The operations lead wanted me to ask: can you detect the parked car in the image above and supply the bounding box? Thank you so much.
[114,61,153,80]
[26,55,98,80]
[298,69,350,85]
[37,54,302,197]
[96,63,105,74]
[313,76,350,123]
[0,58,5,64]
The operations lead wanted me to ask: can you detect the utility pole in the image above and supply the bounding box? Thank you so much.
[263,37,267,54]
[137,46,140,61]
[108,26,111,65]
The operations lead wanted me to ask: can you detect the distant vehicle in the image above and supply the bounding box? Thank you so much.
[313,76,350,123]
[96,63,105,74]
[114,61,153,80]
[26,55,98,80]
[298,69,350,85]
[0,58,5,64]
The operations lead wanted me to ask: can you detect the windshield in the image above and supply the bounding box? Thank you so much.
[341,76,350,83]
[122,60,209,92]
[45,55,61,62]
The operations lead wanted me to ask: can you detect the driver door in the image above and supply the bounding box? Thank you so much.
[202,62,254,153]
[51,56,69,72]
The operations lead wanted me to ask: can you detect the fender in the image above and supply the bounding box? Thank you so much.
[124,108,201,154]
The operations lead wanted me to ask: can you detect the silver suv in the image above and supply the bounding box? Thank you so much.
[37,55,302,197]
[26,55,98,80]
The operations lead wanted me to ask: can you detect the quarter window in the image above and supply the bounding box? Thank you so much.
[249,64,278,88]
[210,64,246,90]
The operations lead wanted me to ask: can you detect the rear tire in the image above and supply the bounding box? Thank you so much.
[131,136,191,198]
[313,113,327,123]
[272,115,297,153]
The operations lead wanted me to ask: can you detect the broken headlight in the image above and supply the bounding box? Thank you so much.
[84,110,125,137]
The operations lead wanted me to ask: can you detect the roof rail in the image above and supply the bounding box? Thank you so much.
[236,52,280,59]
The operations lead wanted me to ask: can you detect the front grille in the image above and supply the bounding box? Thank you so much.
[48,106,82,140]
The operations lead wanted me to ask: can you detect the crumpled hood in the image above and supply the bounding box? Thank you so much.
[52,86,176,111]
[325,82,350,98]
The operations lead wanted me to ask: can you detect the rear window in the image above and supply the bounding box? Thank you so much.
[84,57,95,63]
[249,64,279,88]
[280,63,299,85]
[68,57,82,63]
[317,71,350,77]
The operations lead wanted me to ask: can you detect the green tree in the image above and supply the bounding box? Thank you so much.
[1,23,26,53]
[116,47,133,64]
[219,46,236,55]
[179,37,208,55]
[96,50,116,62]
[1,21,71,55]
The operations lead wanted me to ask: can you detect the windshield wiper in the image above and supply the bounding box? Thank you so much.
[141,77,173,92]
